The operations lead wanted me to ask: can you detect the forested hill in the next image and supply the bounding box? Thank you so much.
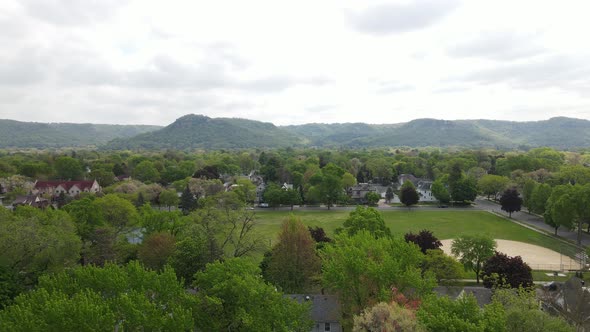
[5,115,590,149]
[0,119,162,148]
[283,117,590,149]
[106,115,590,150]
[104,114,305,150]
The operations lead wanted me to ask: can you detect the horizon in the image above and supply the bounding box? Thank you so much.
[1,1,590,126]
[1,114,587,127]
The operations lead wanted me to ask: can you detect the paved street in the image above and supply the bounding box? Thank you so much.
[474,198,590,247]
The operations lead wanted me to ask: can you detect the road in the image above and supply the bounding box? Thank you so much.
[474,198,590,247]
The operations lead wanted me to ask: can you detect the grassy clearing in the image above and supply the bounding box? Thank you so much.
[254,210,580,258]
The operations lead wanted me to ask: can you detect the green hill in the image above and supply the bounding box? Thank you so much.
[0,120,161,148]
[4,115,590,150]
[103,114,304,150]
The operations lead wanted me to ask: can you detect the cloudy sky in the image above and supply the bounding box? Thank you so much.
[1,0,590,126]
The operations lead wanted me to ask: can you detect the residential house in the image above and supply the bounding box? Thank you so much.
[433,286,493,308]
[282,183,294,191]
[288,295,342,332]
[349,183,378,203]
[12,194,50,209]
[396,174,435,202]
[33,180,101,197]
[540,277,590,327]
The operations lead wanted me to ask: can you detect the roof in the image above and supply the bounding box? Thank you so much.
[433,286,492,307]
[35,180,97,191]
[287,294,341,322]
[12,194,48,207]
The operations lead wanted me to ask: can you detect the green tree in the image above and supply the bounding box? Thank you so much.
[451,177,478,203]
[400,180,419,208]
[522,179,538,212]
[0,207,82,285]
[0,262,196,331]
[530,183,552,215]
[263,183,283,208]
[193,258,313,332]
[478,174,510,200]
[179,185,196,215]
[93,194,139,235]
[385,187,395,203]
[265,216,321,293]
[322,232,434,323]
[451,235,497,284]
[282,188,302,210]
[417,293,505,332]
[132,160,160,183]
[365,191,380,206]
[89,168,116,187]
[54,156,83,180]
[233,179,257,204]
[339,206,391,238]
[159,189,180,211]
[431,178,450,204]
[421,249,464,283]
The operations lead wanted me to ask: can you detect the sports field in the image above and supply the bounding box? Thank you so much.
[254,210,580,259]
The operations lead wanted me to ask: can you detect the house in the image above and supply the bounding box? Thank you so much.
[255,182,266,203]
[282,183,294,191]
[12,194,50,209]
[349,183,378,203]
[287,294,342,332]
[33,180,101,197]
[540,277,590,324]
[396,174,436,202]
[433,286,493,307]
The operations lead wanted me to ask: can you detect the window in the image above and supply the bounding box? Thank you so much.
[324,323,331,331]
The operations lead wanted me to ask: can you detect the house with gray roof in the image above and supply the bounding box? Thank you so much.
[433,286,493,307]
[287,294,342,332]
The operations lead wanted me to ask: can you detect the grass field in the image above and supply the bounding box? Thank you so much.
[254,210,580,259]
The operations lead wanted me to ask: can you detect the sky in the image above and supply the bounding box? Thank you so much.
[1,0,590,126]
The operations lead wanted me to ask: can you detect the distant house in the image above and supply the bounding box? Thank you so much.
[396,174,435,202]
[287,294,342,332]
[255,182,266,203]
[115,175,131,182]
[433,286,492,307]
[282,183,294,191]
[349,183,378,203]
[12,194,50,209]
[33,180,101,197]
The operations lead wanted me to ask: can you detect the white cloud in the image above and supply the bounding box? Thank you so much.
[1,0,590,126]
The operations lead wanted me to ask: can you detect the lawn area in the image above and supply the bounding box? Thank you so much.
[254,210,580,258]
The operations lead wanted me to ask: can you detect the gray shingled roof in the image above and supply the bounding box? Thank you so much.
[433,286,492,307]
[287,294,341,322]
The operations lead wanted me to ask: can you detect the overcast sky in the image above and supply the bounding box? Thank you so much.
[1,0,590,126]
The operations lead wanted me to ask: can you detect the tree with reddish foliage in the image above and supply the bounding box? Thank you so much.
[404,230,442,254]
[265,216,321,293]
[481,251,533,289]
[308,226,332,243]
[138,232,176,271]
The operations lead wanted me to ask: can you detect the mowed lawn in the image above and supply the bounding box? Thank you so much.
[254,210,579,258]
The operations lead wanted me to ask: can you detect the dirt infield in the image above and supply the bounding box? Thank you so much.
[440,239,582,271]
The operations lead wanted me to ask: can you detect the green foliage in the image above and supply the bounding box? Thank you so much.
[365,191,381,206]
[339,206,392,238]
[265,216,321,293]
[478,174,510,200]
[0,262,195,331]
[193,258,314,332]
[158,189,180,211]
[451,235,497,284]
[421,249,463,283]
[93,194,139,235]
[530,183,552,214]
[54,156,83,180]
[417,293,504,332]
[451,177,478,203]
[132,160,160,183]
[432,179,450,204]
[0,207,81,285]
[137,232,176,271]
[322,231,435,319]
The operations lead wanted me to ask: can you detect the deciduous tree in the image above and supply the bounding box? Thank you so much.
[481,251,533,289]
[451,235,496,284]
[404,229,442,254]
[339,206,391,238]
[500,188,523,217]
